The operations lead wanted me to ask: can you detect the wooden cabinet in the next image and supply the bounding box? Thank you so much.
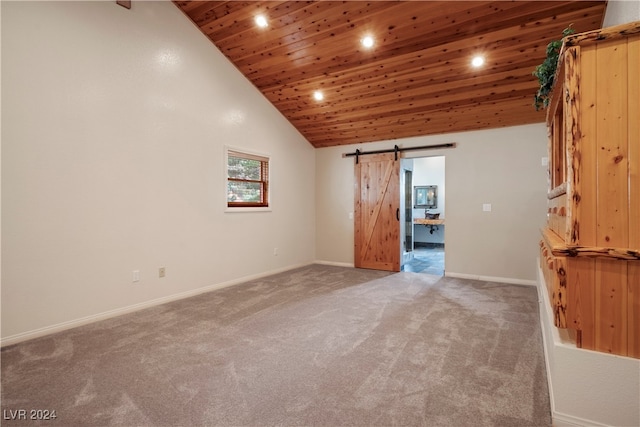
[540,21,640,358]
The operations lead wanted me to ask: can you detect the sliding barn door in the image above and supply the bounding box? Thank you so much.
[354,153,401,271]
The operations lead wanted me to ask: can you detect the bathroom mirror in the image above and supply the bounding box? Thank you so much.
[414,185,437,208]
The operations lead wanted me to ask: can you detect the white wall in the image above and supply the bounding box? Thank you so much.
[1,1,315,342]
[316,124,548,282]
[603,0,640,27]
[413,156,445,245]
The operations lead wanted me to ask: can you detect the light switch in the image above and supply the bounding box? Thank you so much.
[542,157,549,167]
[483,204,492,212]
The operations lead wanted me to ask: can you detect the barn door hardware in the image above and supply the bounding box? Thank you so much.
[344,143,456,161]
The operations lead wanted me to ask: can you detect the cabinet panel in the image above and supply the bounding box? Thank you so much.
[595,259,627,355]
[566,257,596,349]
[576,46,598,246]
[596,40,630,248]
[629,36,640,250]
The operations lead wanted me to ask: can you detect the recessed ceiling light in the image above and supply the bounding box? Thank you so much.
[255,15,268,28]
[313,90,324,101]
[361,35,374,49]
[471,55,485,68]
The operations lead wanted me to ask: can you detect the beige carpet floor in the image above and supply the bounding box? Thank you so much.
[1,265,551,426]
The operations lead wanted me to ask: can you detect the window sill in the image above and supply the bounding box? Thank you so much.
[225,207,272,213]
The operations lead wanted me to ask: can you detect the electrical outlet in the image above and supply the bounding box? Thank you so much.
[273,247,278,256]
[133,270,140,283]
[483,203,492,212]
[159,267,166,278]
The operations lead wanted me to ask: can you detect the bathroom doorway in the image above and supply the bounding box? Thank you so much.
[402,155,445,276]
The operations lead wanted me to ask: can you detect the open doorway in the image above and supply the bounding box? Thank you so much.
[401,156,445,275]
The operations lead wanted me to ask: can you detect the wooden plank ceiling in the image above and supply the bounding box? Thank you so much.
[174,1,606,148]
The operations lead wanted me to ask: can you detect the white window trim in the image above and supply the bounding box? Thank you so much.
[224,145,272,213]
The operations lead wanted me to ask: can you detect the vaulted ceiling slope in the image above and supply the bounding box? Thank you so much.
[174,1,606,148]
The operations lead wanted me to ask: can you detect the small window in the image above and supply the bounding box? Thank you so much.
[226,147,270,209]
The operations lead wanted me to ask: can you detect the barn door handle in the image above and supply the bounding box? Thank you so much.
[396,208,400,221]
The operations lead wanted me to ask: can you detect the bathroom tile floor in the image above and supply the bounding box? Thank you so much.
[402,246,444,275]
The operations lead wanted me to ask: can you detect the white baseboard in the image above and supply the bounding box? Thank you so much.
[311,265,538,287]
[313,260,355,268]
[445,271,536,286]
[0,262,312,348]
[551,412,611,427]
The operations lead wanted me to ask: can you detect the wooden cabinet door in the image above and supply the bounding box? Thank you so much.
[354,153,400,271]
